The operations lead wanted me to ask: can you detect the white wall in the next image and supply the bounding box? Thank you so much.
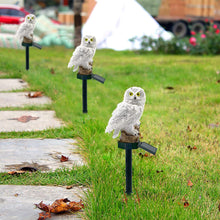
[0,0,24,7]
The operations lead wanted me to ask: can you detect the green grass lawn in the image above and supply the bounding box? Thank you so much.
[0,47,219,219]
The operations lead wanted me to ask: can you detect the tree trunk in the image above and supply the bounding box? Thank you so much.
[74,0,82,48]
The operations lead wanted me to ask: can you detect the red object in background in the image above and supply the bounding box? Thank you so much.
[0,4,29,24]
[189,37,197,46]
[50,18,61,24]
[213,24,218,29]
[63,0,69,6]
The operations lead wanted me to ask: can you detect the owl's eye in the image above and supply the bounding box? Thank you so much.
[31,17,34,20]
[129,92,133,96]
[85,38,88,42]
[27,17,30,19]
[90,38,93,42]
[136,92,140,97]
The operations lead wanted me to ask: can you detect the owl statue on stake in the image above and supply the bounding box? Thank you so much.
[67,34,104,113]
[16,14,36,44]
[105,87,146,142]
[106,87,157,195]
[68,35,96,74]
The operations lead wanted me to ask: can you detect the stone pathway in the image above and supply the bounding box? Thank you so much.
[0,110,63,132]
[0,78,86,219]
[0,139,84,172]
[0,79,28,91]
[0,185,85,220]
[0,92,51,107]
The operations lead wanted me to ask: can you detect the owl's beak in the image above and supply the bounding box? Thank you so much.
[134,96,137,100]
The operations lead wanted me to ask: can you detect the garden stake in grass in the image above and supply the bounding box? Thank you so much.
[105,87,157,194]
[77,66,105,113]
[118,136,157,194]
[22,40,42,71]
[68,35,105,113]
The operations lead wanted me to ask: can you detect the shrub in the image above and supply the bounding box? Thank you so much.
[188,24,220,55]
[133,24,220,55]
[139,36,187,54]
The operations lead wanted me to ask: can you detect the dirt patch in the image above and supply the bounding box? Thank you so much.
[177,59,201,64]
[5,162,50,171]
[0,71,7,76]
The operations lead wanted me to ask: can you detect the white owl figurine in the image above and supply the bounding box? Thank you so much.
[105,87,146,139]
[16,14,36,43]
[68,35,96,72]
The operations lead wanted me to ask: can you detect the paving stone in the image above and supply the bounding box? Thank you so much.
[0,139,84,172]
[0,185,85,220]
[0,92,52,107]
[0,111,63,132]
[0,79,28,91]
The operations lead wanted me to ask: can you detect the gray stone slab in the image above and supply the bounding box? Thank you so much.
[0,185,85,220]
[0,79,28,91]
[0,139,84,172]
[0,92,52,107]
[0,111,63,132]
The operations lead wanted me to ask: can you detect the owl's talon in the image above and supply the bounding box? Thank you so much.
[131,130,139,136]
[135,121,141,127]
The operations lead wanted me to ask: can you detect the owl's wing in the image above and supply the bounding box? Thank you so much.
[68,46,94,68]
[91,48,96,59]
[111,102,124,116]
[79,46,94,60]
[16,23,26,40]
[111,103,134,124]
[67,47,79,68]
[106,103,134,132]
[68,46,85,67]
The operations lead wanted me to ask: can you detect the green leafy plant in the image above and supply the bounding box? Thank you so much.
[130,36,187,54]
[188,23,220,55]
[133,23,220,55]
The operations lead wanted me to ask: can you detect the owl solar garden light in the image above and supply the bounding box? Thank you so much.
[68,35,105,113]
[105,87,157,195]
[16,14,42,71]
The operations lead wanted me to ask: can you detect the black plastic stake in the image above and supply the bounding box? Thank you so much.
[126,149,132,194]
[118,141,157,195]
[25,45,29,70]
[82,79,87,113]
[22,42,42,71]
[77,73,105,113]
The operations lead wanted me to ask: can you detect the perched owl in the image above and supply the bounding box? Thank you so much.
[105,87,146,139]
[68,35,96,72]
[16,14,36,43]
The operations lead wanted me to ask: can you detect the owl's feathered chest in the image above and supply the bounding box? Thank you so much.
[23,23,34,30]
[77,46,95,59]
[127,104,143,121]
[112,102,144,124]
